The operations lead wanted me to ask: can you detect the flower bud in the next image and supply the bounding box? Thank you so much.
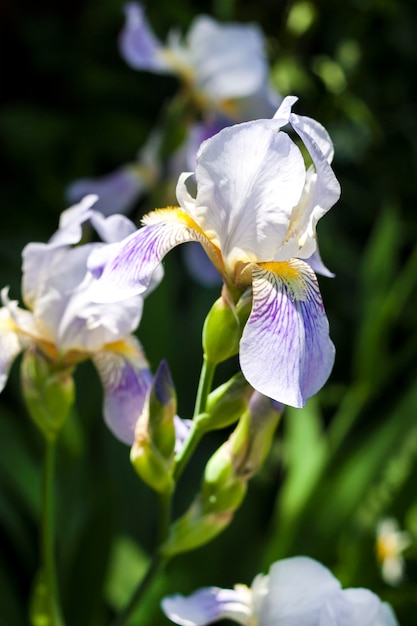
[161,393,282,556]
[202,296,241,365]
[195,373,252,432]
[21,348,75,442]
[130,361,177,494]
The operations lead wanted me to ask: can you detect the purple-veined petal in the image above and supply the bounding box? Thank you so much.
[88,207,220,302]
[187,16,267,101]
[190,120,306,268]
[162,586,253,626]
[66,167,146,218]
[0,306,25,392]
[93,336,152,444]
[239,261,335,407]
[119,2,170,73]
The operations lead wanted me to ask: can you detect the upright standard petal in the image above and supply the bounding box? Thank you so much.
[239,261,335,407]
[191,120,306,269]
[119,2,171,73]
[93,336,152,444]
[187,16,267,101]
[162,587,253,626]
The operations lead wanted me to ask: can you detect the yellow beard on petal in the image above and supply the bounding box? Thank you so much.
[143,206,226,277]
[258,259,309,301]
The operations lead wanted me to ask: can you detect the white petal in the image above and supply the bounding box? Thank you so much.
[189,120,306,269]
[187,16,267,100]
[239,262,335,407]
[256,557,341,624]
[343,589,398,626]
[0,307,25,392]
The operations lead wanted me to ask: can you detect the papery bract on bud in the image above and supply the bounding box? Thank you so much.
[0,196,156,443]
[89,97,340,409]
[162,556,399,626]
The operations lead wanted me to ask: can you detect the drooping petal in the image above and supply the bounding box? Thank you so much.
[93,336,152,444]
[119,2,171,73]
[0,307,26,392]
[187,16,267,101]
[89,207,221,302]
[66,167,145,217]
[239,261,335,407]
[187,120,306,269]
[162,586,253,626]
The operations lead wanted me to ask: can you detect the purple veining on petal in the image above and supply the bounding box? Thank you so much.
[93,342,152,444]
[89,216,209,302]
[162,587,251,626]
[239,262,335,407]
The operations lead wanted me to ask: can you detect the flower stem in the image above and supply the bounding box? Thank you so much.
[110,553,167,626]
[193,356,216,417]
[30,438,65,626]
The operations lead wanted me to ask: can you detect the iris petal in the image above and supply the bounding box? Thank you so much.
[239,261,334,407]
[162,587,252,626]
[89,208,219,302]
[0,307,25,392]
[93,337,152,444]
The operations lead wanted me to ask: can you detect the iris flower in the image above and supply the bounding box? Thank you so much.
[161,556,398,626]
[0,196,158,444]
[89,96,340,408]
[119,2,275,112]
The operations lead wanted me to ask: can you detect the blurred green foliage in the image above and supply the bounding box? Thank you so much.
[1,0,417,624]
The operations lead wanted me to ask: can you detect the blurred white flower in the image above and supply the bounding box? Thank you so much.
[376,517,411,586]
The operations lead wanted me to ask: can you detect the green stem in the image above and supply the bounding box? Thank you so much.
[110,553,168,626]
[193,356,216,418]
[31,438,65,626]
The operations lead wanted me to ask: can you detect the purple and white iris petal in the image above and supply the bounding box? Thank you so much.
[93,337,152,444]
[162,586,252,626]
[305,248,334,278]
[89,215,208,302]
[239,262,335,408]
[119,2,170,73]
[187,17,266,101]
[66,167,145,218]
[0,307,25,392]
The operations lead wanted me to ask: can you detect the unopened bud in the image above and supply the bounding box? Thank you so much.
[196,373,251,432]
[21,349,74,442]
[130,361,177,494]
[202,296,241,365]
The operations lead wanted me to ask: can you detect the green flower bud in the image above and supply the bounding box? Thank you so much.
[130,361,176,494]
[202,296,241,365]
[195,373,252,432]
[21,349,75,442]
